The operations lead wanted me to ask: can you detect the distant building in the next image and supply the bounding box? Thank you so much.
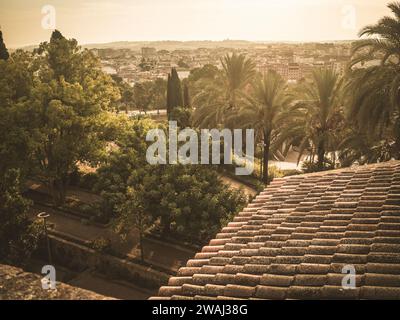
[288,63,301,81]
[301,63,314,79]
[267,63,288,79]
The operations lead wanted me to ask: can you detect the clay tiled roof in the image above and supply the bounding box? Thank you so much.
[0,264,112,300]
[151,161,400,300]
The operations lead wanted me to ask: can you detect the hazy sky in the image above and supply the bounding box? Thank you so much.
[0,0,394,48]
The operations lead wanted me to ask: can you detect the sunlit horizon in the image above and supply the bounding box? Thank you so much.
[0,0,394,48]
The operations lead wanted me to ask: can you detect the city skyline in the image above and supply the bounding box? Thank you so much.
[0,0,393,48]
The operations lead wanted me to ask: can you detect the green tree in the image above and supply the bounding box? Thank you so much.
[170,106,192,128]
[221,53,256,109]
[133,81,153,113]
[29,30,120,205]
[281,68,344,170]
[187,64,220,104]
[126,164,247,244]
[0,30,9,61]
[112,75,134,113]
[188,64,220,83]
[338,128,395,166]
[233,71,292,183]
[96,118,247,244]
[348,1,400,159]
[166,68,183,117]
[0,50,36,177]
[116,186,152,262]
[0,169,42,266]
[95,118,158,220]
[193,53,255,128]
[151,78,167,113]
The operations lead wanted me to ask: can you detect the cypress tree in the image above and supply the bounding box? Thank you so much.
[0,30,9,61]
[166,68,183,117]
[171,68,183,107]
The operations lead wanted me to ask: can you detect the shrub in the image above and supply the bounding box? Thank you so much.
[301,160,334,173]
[78,172,99,190]
[267,165,284,183]
[89,237,112,254]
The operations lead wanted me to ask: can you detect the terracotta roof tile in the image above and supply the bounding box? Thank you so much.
[255,285,287,299]
[360,286,400,299]
[224,285,256,298]
[152,161,400,300]
[322,286,360,299]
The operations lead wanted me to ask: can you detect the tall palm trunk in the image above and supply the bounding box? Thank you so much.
[262,130,271,184]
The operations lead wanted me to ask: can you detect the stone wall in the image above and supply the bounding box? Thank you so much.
[40,234,169,290]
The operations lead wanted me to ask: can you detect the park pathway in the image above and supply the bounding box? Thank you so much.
[30,204,195,273]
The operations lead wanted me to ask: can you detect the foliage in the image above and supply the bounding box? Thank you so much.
[131,164,247,244]
[338,128,396,166]
[115,186,152,261]
[347,1,400,159]
[151,78,167,111]
[301,159,335,173]
[188,64,220,83]
[94,118,159,220]
[167,68,183,116]
[112,75,135,112]
[24,30,120,205]
[78,172,100,190]
[231,70,292,182]
[278,68,344,170]
[0,30,9,60]
[96,119,247,245]
[133,81,153,113]
[267,165,284,182]
[0,50,36,178]
[0,169,42,266]
[169,106,192,128]
[281,169,302,177]
[221,52,256,107]
[193,53,255,128]
[89,237,113,254]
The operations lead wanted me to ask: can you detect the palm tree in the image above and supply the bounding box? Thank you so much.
[193,53,255,128]
[348,1,400,158]
[221,53,256,109]
[338,128,394,166]
[279,68,344,170]
[230,71,292,183]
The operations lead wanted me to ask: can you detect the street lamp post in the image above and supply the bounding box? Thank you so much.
[37,212,52,265]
